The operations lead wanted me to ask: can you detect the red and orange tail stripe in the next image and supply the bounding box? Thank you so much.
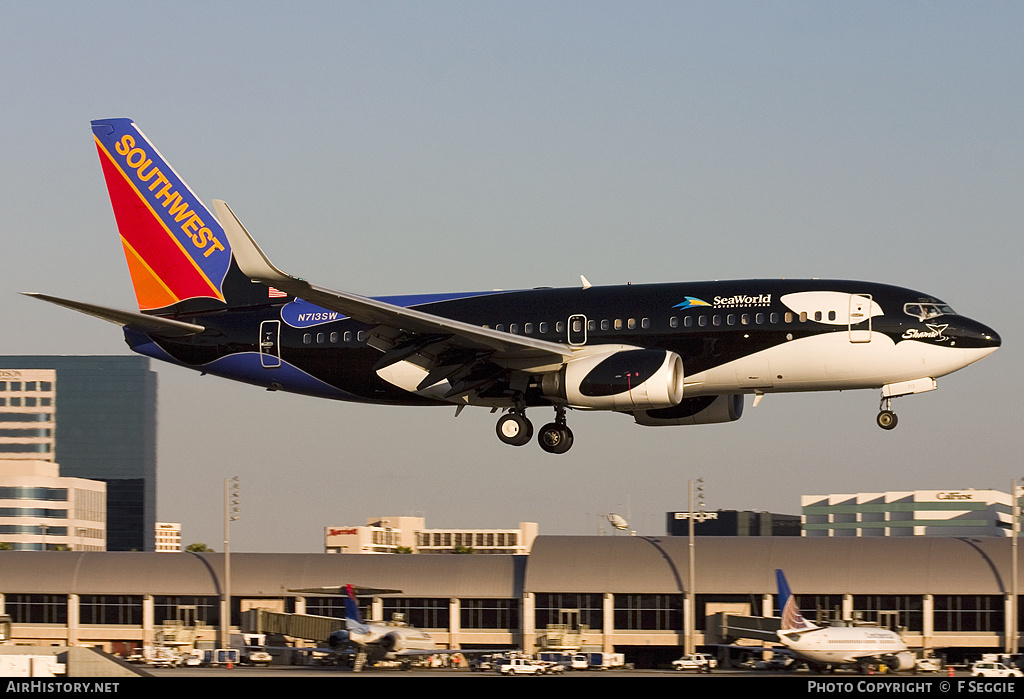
[91,119,231,311]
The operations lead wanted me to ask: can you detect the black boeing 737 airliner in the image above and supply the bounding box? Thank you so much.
[25,119,1001,454]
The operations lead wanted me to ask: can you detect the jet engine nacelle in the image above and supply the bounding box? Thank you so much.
[884,652,917,672]
[632,393,744,426]
[542,349,685,410]
[379,631,404,653]
[327,629,350,649]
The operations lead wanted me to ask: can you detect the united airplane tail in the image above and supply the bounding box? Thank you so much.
[91,118,252,313]
[776,569,817,631]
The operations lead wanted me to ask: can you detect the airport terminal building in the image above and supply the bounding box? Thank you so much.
[0,536,1019,665]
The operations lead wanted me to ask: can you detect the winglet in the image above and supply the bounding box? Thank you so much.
[212,199,293,285]
[776,569,816,631]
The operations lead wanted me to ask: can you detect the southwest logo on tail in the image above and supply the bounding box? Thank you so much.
[92,118,231,311]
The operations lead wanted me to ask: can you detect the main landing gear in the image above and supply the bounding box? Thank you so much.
[496,406,574,453]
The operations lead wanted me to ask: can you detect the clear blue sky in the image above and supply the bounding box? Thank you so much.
[1,1,1021,551]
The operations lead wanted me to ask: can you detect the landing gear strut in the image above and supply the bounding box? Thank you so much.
[538,407,574,454]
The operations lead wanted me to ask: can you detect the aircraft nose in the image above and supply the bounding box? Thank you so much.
[954,318,1000,350]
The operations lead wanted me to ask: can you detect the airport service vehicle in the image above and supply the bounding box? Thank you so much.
[495,657,549,675]
[142,646,182,667]
[27,119,1000,454]
[584,652,626,669]
[672,653,717,672]
[774,569,915,673]
[971,661,1023,678]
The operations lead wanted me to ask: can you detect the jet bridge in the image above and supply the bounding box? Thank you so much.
[704,613,782,645]
[242,609,344,644]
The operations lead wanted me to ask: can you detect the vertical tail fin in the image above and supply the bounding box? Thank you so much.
[91,119,233,312]
[344,584,370,634]
[776,569,815,631]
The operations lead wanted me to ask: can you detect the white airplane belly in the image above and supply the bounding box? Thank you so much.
[692,332,985,394]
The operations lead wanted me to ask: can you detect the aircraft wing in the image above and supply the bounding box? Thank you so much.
[22,293,205,337]
[213,200,573,367]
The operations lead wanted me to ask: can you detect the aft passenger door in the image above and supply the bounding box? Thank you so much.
[259,320,281,367]
[848,294,872,343]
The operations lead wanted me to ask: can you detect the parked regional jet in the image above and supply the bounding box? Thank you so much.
[774,569,915,673]
[25,119,1001,453]
[291,584,438,671]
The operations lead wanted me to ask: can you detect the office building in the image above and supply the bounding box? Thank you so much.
[802,489,1011,537]
[325,516,539,554]
[667,509,801,536]
[0,357,157,551]
[155,522,181,553]
[0,460,105,550]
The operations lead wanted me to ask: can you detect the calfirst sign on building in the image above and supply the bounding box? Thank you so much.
[801,489,1012,537]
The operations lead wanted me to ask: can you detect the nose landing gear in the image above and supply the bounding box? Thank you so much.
[876,396,898,430]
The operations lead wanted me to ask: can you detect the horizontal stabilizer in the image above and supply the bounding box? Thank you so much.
[22,293,205,337]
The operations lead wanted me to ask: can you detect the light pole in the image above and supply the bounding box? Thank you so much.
[1011,478,1022,656]
[221,476,240,649]
[686,478,706,656]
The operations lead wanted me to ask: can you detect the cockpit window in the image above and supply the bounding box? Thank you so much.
[904,303,955,320]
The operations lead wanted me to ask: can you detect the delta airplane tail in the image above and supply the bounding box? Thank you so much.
[91,118,238,312]
[343,584,370,636]
[776,569,817,632]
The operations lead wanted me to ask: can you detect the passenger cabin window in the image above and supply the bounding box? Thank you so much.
[669,317,678,328]
[539,322,548,333]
